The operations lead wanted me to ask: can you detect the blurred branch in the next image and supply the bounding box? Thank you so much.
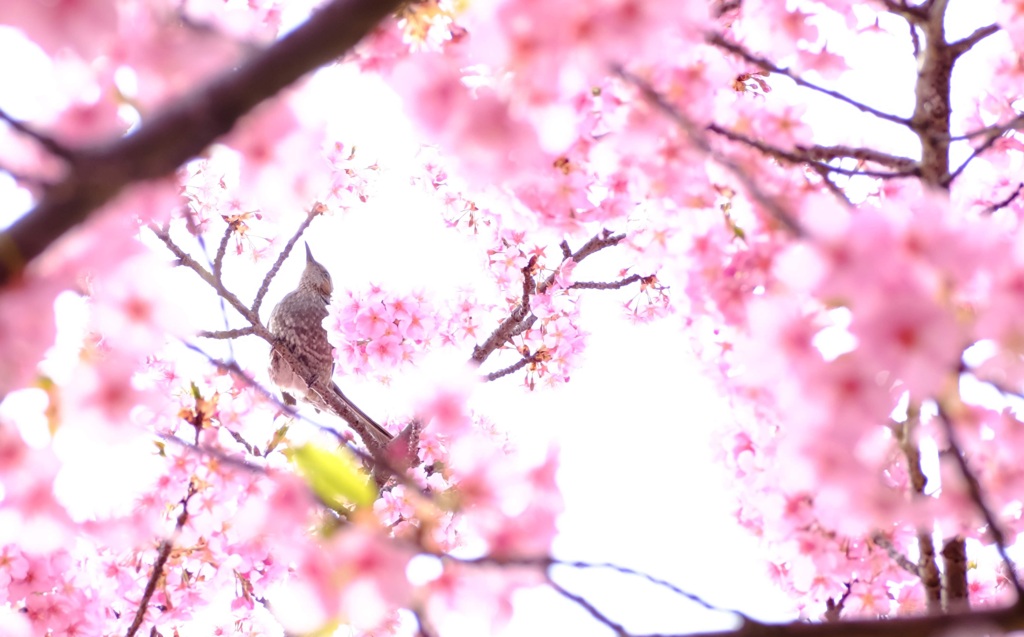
[983,183,1023,215]
[0,0,403,287]
[616,66,806,235]
[548,578,627,635]
[870,532,920,578]
[948,114,1024,141]
[949,23,1000,58]
[0,107,73,160]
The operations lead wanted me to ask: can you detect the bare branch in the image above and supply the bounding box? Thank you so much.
[0,0,403,287]
[451,554,747,618]
[706,34,911,127]
[150,224,268,333]
[547,577,628,636]
[949,23,999,58]
[251,207,319,317]
[198,326,255,339]
[571,274,643,290]
[212,221,234,281]
[944,131,1004,186]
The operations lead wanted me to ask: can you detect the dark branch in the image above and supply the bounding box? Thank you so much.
[125,482,196,637]
[0,106,73,160]
[944,131,1004,186]
[983,183,1023,215]
[706,34,910,127]
[547,577,628,636]
[0,0,403,287]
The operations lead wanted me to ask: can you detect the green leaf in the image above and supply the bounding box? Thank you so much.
[291,443,376,511]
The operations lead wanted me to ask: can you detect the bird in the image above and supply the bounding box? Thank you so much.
[268,242,394,446]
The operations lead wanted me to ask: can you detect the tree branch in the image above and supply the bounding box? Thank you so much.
[616,67,806,235]
[708,124,919,178]
[0,0,403,287]
[949,23,999,59]
[936,404,1023,600]
[251,205,321,317]
[706,34,911,127]
[471,230,626,366]
[125,482,196,637]
[0,106,73,161]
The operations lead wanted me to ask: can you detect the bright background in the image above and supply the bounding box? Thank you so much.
[0,0,1006,634]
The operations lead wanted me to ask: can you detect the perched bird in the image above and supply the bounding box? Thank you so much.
[268,243,393,446]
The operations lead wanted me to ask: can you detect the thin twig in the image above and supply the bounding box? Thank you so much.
[944,130,1006,186]
[251,209,318,316]
[450,554,747,618]
[983,183,1024,215]
[547,577,627,636]
[125,482,196,637]
[706,34,911,127]
[213,221,234,281]
[571,274,643,290]
[150,224,268,332]
[198,326,256,339]
[936,404,1024,599]
[157,433,268,473]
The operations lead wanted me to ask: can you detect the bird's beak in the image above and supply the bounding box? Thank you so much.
[305,242,314,263]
